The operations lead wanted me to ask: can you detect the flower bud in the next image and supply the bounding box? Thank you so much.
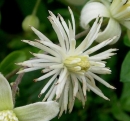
[22,15,39,32]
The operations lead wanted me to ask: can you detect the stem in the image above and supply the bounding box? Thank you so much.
[5,68,20,80]
[32,0,41,16]
[12,69,25,104]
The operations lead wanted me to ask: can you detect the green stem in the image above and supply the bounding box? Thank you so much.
[32,0,41,16]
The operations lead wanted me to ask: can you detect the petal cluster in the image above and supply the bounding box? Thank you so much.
[17,7,117,116]
[0,73,59,121]
[80,0,130,43]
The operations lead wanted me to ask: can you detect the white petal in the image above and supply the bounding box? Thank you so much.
[110,0,124,16]
[68,7,75,36]
[84,36,117,55]
[63,79,69,112]
[49,17,66,52]
[88,71,116,89]
[22,40,59,57]
[89,61,105,67]
[120,20,130,30]
[31,26,52,42]
[59,14,69,51]
[14,101,59,121]
[42,79,57,101]
[30,53,61,63]
[0,73,13,111]
[58,92,64,117]
[81,76,87,97]
[34,69,60,82]
[56,74,68,99]
[47,86,57,101]
[40,73,59,95]
[76,17,103,53]
[96,18,121,44]
[77,81,85,107]
[86,78,109,100]
[68,79,74,112]
[17,67,43,74]
[56,67,68,84]
[89,66,111,74]
[80,2,110,29]
[71,74,78,97]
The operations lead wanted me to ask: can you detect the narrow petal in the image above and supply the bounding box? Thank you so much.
[42,79,57,101]
[86,78,109,100]
[80,2,110,29]
[96,18,121,44]
[71,74,78,97]
[31,26,52,42]
[14,101,59,121]
[88,71,116,89]
[76,17,103,53]
[0,73,13,111]
[17,67,43,74]
[34,69,60,82]
[49,17,66,52]
[22,40,59,57]
[68,7,75,36]
[84,36,117,55]
[63,79,69,112]
[40,73,59,95]
[89,67,111,74]
[47,86,57,101]
[77,81,85,107]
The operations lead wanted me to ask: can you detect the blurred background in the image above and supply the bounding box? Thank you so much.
[0,0,130,121]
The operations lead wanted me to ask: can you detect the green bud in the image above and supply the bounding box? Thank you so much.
[22,15,39,32]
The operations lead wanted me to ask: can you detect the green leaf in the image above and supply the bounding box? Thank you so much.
[123,35,130,47]
[120,82,130,112]
[120,51,130,82]
[0,51,27,75]
[112,102,130,121]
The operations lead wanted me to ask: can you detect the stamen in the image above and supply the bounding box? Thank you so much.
[64,56,90,72]
[0,110,18,121]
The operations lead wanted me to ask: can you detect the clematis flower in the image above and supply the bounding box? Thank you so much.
[80,0,130,44]
[0,73,59,121]
[17,7,117,116]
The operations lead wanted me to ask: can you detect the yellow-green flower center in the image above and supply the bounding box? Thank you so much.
[64,56,90,72]
[0,110,18,121]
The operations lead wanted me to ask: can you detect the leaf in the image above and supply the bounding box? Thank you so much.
[120,82,130,112]
[120,51,130,82]
[0,51,27,75]
[111,102,130,121]
[123,35,130,47]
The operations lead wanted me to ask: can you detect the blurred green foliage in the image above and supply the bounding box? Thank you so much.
[0,0,130,121]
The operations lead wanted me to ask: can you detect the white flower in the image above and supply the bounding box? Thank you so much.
[17,7,117,116]
[0,73,59,121]
[80,0,130,44]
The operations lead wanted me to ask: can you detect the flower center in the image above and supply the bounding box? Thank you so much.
[0,110,18,121]
[64,56,90,72]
